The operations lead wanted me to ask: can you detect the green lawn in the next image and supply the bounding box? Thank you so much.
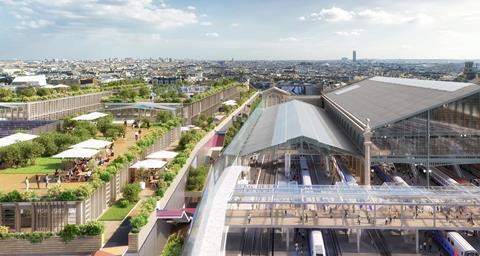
[99,201,136,221]
[0,157,62,174]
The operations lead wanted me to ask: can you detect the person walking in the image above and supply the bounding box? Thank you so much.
[45,175,50,189]
[36,175,41,189]
[134,131,139,141]
[24,177,30,191]
[248,213,251,224]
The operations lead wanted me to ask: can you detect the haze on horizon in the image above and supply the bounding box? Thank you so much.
[0,0,479,60]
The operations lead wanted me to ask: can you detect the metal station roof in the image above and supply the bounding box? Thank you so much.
[236,100,360,156]
[324,76,480,129]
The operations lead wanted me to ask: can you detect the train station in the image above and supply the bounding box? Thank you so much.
[184,77,480,256]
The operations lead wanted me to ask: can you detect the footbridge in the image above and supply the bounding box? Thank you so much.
[226,183,480,230]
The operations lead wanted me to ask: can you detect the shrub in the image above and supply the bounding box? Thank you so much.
[186,165,209,192]
[70,84,80,91]
[161,233,184,256]
[142,197,157,213]
[78,221,104,236]
[17,86,36,97]
[130,211,148,233]
[59,224,80,242]
[156,111,173,123]
[35,133,58,156]
[117,198,129,208]
[0,88,13,99]
[155,187,165,198]
[0,226,8,235]
[0,190,23,202]
[99,171,112,182]
[36,88,51,96]
[139,86,150,98]
[122,183,141,203]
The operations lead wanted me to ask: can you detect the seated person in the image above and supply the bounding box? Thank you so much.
[85,170,92,181]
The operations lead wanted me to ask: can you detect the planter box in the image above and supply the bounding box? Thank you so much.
[0,235,102,256]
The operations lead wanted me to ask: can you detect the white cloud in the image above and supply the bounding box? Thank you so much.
[200,21,213,26]
[187,6,195,10]
[335,29,364,36]
[205,32,219,38]
[303,7,434,25]
[2,0,198,32]
[310,7,354,22]
[357,8,434,25]
[279,36,299,42]
[230,23,239,27]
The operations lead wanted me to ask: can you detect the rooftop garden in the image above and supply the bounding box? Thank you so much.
[153,78,241,104]
[0,112,182,201]
[0,79,145,102]
[100,85,151,103]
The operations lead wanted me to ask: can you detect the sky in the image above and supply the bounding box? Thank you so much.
[0,0,479,60]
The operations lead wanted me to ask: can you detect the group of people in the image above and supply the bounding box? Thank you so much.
[24,174,58,191]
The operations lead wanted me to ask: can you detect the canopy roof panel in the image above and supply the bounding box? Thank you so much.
[0,132,39,148]
[239,100,360,156]
[130,159,167,169]
[52,148,99,158]
[70,139,112,150]
[324,76,480,129]
[72,112,108,121]
[146,150,178,160]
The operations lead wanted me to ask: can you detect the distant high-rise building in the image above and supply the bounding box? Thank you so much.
[464,61,476,80]
[352,50,357,62]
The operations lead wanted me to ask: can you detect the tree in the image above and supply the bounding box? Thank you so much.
[0,88,13,99]
[119,88,137,102]
[17,86,36,97]
[139,86,150,98]
[96,115,114,134]
[35,133,58,156]
[156,111,174,123]
[71,84,80,91]
[36,88,51,96]
[122,183,141,203]
[74,121,98,137]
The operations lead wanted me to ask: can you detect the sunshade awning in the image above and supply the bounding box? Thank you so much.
[0,133,39,148]
[72,112,108,121]
[146,150,178,160]
[130,159,167,169]
[70,139,112,150]
[52,148,99,158]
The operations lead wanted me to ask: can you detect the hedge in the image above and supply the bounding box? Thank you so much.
[0,80,145,102]
[0,221,104,244]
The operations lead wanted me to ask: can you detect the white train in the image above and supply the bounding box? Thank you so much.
[432,230,478,256]
[430,167,459,186]
[300,156,312,186]
[309,230,326,256]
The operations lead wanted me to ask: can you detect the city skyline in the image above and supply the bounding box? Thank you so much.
[0,0,480,60]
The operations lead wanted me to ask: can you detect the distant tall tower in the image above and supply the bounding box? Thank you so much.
[353,50,357,62]
[464,61,475,80]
